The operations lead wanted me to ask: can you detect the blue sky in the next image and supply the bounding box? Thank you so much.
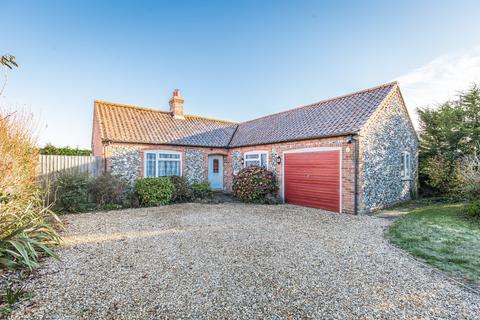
[2,0,480,148]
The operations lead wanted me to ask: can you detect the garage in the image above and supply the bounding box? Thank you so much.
[283,149,341,212]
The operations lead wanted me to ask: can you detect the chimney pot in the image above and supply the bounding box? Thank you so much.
[169,89,184,119]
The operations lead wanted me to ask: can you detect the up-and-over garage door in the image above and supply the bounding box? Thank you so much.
[284,150,341,212]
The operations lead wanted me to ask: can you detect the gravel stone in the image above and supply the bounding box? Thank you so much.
[10,204,480,319]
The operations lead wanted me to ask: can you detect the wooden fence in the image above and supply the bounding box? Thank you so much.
[37,155,104,182]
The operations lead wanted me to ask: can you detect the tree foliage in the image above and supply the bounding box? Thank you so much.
[418,84,480,195]
[1,54,18,69]
[40,143,92,156]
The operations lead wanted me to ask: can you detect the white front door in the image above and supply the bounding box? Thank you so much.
[208,155,223,190]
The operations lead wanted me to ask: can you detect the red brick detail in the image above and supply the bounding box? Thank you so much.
[228,136,357,214]
[91,103,103,157]
[102,135,358,214]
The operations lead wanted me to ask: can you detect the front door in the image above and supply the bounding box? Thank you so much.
[208,155,223,190]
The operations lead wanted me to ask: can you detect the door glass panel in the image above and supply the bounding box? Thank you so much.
[213,159,219,173]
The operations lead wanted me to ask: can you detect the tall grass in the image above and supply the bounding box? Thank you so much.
[0,108,61,270]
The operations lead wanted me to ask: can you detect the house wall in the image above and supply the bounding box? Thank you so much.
[103,142,229,188]
[228,136,356,214]
[101,136,357,213]
[358,88,418,213]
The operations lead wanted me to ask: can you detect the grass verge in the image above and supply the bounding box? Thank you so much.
[387,203,480,284]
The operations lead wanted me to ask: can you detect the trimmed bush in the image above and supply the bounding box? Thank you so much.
[89,173,127,207]
[170,176,193,203]
[465,200,480,218]
[134,177,174,206]
[191,182,213,200]
[54,171,92,213]
[233,166,278,203]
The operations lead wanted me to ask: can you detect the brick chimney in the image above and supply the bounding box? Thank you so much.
[169,89,184,119]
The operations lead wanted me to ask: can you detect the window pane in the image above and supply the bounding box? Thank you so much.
[159,160,180,176]
[146,153,156,177]
[400,153,405,178]
[260,153,267,168]
[159,153,180,159]
[213,159,219,173]
[406,153,411,177]
[158,159,165,177]
[245,154,259,160]
[245,160,260,167]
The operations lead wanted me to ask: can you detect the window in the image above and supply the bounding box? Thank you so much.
[144,151,181,177]
[244,151,268,169]
[401,151,411,179]
[213,159,219,173]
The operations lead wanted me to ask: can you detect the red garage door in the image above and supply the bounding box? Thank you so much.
[284,150,340,212]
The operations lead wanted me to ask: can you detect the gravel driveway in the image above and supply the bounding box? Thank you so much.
[11,203,480,319]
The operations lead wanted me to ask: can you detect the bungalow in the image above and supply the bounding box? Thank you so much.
[91,82,418,214]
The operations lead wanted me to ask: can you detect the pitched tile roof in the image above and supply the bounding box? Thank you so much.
[229,82,397,147]
[94,82,397,148]
[94,101,238,147]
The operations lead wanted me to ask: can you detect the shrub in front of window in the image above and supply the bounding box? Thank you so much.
[170,176,193,203]
[89,173,127,207]
[134,177,174,206]
[233,166,278,204]
[191,182,213,200]
[54,171,93,213]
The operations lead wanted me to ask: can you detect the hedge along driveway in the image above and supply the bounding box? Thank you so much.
[11,204,480,319]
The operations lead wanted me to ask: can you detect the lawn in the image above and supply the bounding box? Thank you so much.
[388,203,480,284]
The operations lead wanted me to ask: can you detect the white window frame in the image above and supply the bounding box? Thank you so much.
[144,150,182,177]
[244,151,269,169]
[401,151,411,180]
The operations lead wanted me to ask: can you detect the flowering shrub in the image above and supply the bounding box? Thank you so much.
[232,166,278,204]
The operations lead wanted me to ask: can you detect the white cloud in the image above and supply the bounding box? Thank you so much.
[395,45,480,129]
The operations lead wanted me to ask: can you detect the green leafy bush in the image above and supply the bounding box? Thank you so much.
[170,176,193,203]
[54,172,92,212]
[134,177,174,206]
[89,173,127,207]
[191,182,213,200]
[465,200,480,218]
[40,143,91,156]
[233,166,278,203]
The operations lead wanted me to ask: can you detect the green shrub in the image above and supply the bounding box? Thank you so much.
[191,182,213,200]
[54,172,92,213]
[0,199,61,270]
[233,166,278,203]
[39,143,91,156]
[465,200,480,218]
[89,173,127,207]
[134,177,174,206]
[170,176,193,203]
